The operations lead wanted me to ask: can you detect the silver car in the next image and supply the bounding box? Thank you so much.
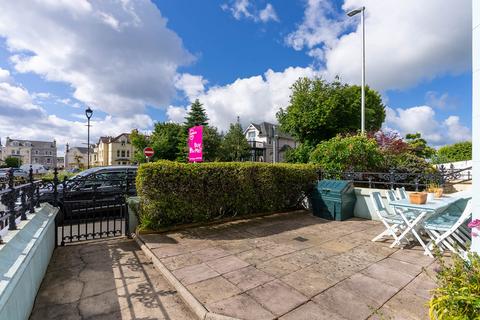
[0,168,29,179]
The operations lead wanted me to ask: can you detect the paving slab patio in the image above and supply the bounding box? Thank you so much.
[139,210,437,320]
[30,238,194,320]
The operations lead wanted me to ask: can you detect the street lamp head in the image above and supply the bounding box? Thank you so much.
[346,7,364,17]
[85,107,93,119]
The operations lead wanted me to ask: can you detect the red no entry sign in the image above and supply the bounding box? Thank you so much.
[143,147,154,157]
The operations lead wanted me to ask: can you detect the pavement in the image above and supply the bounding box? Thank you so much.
[29,238,194,320]
[138,210,438,320]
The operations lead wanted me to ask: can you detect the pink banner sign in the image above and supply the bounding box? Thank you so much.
[188,125,203,162]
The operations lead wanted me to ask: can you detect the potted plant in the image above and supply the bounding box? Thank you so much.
[426,182,443,200]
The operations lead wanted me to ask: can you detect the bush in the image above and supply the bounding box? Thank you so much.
[309,134,384,172]
[429,251,480,319]
[41,170,77,182]
[434,141,472,164]
[285,143,315,163]
[136,161,318,229]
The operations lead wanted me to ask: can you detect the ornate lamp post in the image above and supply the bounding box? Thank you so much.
[85,107,93,169]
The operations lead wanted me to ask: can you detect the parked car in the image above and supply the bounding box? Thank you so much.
[20,164,48,174]
[0,168,29,179]
[40,166,137,221]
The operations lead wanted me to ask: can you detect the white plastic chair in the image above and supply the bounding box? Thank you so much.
[370,191,408,247]
[422,199,472,258]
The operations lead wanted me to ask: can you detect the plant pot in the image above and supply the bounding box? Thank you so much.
[427,193,435,202]
[434,188,444,198]
[409,192,427,204]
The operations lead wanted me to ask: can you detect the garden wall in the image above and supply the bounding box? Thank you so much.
[0,204,58,320]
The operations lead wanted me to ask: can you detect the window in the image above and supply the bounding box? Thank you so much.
[34,158,38,162]
[47,158,50,163]
[17,150,20,155]
[248,132,255,140]
[121,150,125,157]
[126,150,130,157]
[35,150,38,155]
[11,150,15,155]
[117,150,120,157]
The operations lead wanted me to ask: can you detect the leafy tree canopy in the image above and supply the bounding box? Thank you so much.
[277,77,386,146]
[184,99,209,128]
[405,133,436,159]
[220,121,251,161]
[309,134,384,172]
[433,141,472,164]
[4,156,22,168]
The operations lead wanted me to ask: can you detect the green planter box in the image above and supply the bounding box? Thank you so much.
[310,180,356,221]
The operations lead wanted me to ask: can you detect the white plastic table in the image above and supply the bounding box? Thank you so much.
[389,196,460,257]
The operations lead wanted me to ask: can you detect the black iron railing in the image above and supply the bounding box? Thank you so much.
[318,164,472,191]
[0,167,43,243]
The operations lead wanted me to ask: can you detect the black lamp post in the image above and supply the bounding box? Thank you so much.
[85,107,93,169]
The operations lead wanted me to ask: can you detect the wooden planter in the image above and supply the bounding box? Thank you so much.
[409,192,427,204]
[434,188,444,198]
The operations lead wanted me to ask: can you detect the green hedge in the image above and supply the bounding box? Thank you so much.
[136,161,318,229]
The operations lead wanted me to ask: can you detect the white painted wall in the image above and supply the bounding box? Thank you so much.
[472,0,480,253]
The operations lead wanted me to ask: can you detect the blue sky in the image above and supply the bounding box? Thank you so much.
[0,0,473,154]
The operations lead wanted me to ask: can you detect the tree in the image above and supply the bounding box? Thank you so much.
[371,130,409,155]
[220,121,251,161]
[405,133,436,159]
[277,77,386,146]
[4,156,22,168]
[309,134,384,172]
[131,124,185,163]
[130,129,150,163]
[151,123,184,161]
[433,141,472,164]
[285,143,315,163]
[73,154,84,169]
[184,99,209,128]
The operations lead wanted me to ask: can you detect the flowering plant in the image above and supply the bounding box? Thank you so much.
[469,219,480,238]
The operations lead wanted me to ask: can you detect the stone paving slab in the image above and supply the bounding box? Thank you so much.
[30,238,194,320]
[139,210,437,320]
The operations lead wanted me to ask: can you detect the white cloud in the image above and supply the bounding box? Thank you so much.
[424,91,458,110]
[222,0,279,23]
[385,106,471,146]
[175,73,207,101]
[0,74,153,155]
[0,68,11,82]
[167,66,318,130]
[259,4,279,23]
[0,0,193,116]
[287,0,471,91]
[166,105,188,124]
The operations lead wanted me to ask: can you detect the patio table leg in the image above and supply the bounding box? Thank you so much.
[392,209,433,258]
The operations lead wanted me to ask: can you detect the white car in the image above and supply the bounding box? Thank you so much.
[20,164,48,174]
[0,168,29,179]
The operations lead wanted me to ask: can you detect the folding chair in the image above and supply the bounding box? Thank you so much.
[395,187,408,200]
[422,199,472,258]
[370,191,408,247]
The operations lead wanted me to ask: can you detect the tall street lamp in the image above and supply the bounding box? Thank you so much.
[347,6,366,134]
[85,107,93,169]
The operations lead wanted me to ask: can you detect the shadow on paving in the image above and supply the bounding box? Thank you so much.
[30,238,193,320]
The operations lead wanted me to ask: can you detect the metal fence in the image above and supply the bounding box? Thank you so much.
[0,167,44,243]
[318,164,472,191]
[0,166,136,246]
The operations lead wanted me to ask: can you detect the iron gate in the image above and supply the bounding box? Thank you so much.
[55,171,136,246]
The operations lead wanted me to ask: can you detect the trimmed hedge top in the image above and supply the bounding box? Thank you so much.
[136,161,318,229]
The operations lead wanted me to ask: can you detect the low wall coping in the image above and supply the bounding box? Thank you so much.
[0,204,58,320]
